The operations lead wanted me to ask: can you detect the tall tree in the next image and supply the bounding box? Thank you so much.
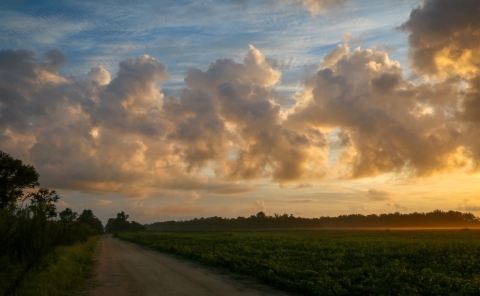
[0,151,39,209]
[27,188,60,219]
[78,209,104,233]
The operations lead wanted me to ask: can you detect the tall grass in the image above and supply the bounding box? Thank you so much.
[0,205,98,295]
[12,236,100,296]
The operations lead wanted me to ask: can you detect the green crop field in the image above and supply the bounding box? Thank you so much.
[118,230,480,296]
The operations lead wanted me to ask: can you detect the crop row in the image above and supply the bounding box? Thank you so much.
[118,230,480,295]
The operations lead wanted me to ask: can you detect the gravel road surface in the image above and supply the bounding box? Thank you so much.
[87,235,289,296]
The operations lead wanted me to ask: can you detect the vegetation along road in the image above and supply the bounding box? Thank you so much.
[87,235,288,296]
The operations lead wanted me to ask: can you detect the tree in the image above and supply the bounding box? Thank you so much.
[59,208,78,223]
[256,211,266,219]
[105,211,130,232]
[27,188,60,219]
[105,211,145,232]
[78,209,104,233]
[0,151,39,209]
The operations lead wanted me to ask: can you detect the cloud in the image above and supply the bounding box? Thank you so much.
[2,0,480,203]
[400,0,480,78]
[400,0,480,172]
[286,42,470,178]
[289,0,349,15]
[185,192,201,201]
[367,188,395,201]
[98,200,113,205]
[143,203,206,216]
[252,200,266,213]
[88,66,111,86]
[348,203,365,211]
[0,45,327,199]
[458,198,480,211]
[206,184,255,195]
[393,203,408,211]
[288,199,317,203]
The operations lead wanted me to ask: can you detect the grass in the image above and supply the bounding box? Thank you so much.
[11,235,100,296]
[119,230,480,296]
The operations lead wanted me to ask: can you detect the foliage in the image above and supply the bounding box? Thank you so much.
[0,205,100,295]
[78,209,104,233]
[0,150,103,295]
[0,151,39,209]
[105,211,146,232]
[146,210,480,231]
[146,211,324,231]
[27,188,60,219]
[319,210,480,228]
[119,230,480,296]
[12,236,100,296]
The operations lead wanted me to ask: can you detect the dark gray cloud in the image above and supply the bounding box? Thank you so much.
[400,0,480,77]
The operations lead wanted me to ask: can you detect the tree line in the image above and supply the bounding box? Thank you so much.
[146,211,325,231]
[146,210,480,231]
[0,151,103,295]
[320,210,480,228]
[105,211,146,233]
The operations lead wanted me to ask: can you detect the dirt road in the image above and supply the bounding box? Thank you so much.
[87,235,289,296]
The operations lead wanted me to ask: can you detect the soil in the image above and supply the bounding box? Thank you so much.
[86,235,290,296]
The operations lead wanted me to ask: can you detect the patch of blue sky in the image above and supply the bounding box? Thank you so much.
[0,0,418,96]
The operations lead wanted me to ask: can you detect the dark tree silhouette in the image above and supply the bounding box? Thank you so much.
[78,209,104,233]
[59,208,78,223]
[105,211,145,232]
[27,188,60,219]
[0,151,39,209]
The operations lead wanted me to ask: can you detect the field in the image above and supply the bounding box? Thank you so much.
[119,230,480,296]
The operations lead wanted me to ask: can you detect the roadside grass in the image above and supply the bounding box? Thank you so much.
[12,235,100,296]
[119,230,480,296]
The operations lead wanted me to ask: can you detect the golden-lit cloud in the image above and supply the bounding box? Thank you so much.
[2,0,480,203]
[287,44,467,178]
[400,0,480,78]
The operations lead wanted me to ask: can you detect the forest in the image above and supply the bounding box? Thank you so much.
[0,151,103,295]
[146,210,480,231]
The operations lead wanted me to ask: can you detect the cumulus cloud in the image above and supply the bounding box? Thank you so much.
[252,200,266,213]
[2,0,480,203]
[400,0,480,78]
[288,43,466,178]
[400,0,480,171]
[367,189,395,201]
[0,45,327,199]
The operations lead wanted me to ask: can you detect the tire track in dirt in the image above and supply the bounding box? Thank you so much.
[87,235,290,296]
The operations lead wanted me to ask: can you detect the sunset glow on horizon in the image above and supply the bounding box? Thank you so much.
[1,0,480,224]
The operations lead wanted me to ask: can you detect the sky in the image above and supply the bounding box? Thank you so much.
[1,0,480,225]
